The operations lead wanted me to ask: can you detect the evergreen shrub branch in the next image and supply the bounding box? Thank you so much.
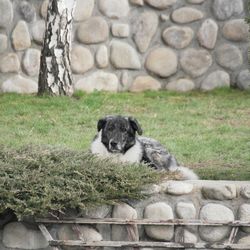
[0,145,174,218]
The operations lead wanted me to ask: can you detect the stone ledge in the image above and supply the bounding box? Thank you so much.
[0,180,249,249]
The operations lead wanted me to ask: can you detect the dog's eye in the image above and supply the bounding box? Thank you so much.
[120,126,127,132]
[108,125,115,131]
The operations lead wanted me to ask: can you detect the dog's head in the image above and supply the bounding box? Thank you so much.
[97,115,143,154]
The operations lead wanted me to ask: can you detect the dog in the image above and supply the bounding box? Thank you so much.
[91,115,198,180]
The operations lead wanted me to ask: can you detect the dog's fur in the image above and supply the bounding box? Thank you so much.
[91,115,198,180]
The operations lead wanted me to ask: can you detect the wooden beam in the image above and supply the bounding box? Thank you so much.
[38,224,60,250]
[35,218,250,227]
[37,221,250,249]
[227,226,239,244]
[48,240,250,249]
[38,224,54,241]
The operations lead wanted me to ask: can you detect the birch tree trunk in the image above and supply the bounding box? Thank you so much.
[38,0,76,96]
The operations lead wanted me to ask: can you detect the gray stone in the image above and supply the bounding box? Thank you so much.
[57,225,75,240]
[145,0,177,9]
[160,14,170,21]
[162,181,194,195]
[232,0,244,15]
[81,205,111,218]
[187,0,205,3]
[0,34,7,53]
[71,45,94,74]
[2,222,48,249]
[145,47,177,77]
[202,183,236,200]
[98,0,130,19]
[0,0,13,28]
[110,40,141,69]
[141,184,162,195]
[130,0,144,6]
[112,203,138,241]
[144,202,174,241]
[22,49,41,76]
[133,11,158,53]
[213,0,233,20]
[96,45,109,68]
[238,235,250,244]
[180,48,212,78]
[162,26,194,49]
[213,0,243,21]
[175,228,198,243]
[73,0,94,21]
[240,185,250,198]
[172,7,204,24]
[201,71,230,91]
[77,17,109,44]
[1,75,38,94]
[120,71,131,90]
[222,19,249,42]
[12,20,31,51]
[40,0,49,19]
[199,204,234,242]
[31,20,45,45]
[238,204,250,233]
[176,202,196,219]
[0,53,20,73]
[216,44,243,71]
[74,71,119,93]
[78,227,102,241]
[19,1,36,23]
[198,19,218,49]
[112,23,130,38]
[166,79,195,92]
[58,225,102,241]
[237,70,250,90]
[130,75,161,92]
[183,230,197,243]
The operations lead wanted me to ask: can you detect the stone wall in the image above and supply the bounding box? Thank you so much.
[0,180,250,249]
[0,0,250,94]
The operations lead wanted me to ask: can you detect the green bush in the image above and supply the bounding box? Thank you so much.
[0,145,173,218]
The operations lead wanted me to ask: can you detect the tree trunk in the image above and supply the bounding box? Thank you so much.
[38,0,76,96]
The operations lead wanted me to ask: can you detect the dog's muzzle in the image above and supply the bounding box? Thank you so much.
[109,140,122,153]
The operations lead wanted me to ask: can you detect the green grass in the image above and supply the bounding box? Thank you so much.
[0,88,249,180]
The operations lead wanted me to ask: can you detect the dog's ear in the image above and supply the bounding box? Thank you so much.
[97,118,107,132]
[128,117,143,135]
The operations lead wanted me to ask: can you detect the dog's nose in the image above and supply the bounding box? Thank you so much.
[110,141,118,148]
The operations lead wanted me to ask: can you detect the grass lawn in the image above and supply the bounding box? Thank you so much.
[0,88,249,181]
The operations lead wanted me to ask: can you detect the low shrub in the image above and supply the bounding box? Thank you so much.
[0,145,173,218]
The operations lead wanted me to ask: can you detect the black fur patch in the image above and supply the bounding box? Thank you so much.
[97,116,142,154]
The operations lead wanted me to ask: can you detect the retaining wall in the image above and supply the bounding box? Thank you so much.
[0,0,250,94]
[0,180,250,249]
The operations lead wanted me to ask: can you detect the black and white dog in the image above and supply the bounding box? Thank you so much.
[91,115,198,180]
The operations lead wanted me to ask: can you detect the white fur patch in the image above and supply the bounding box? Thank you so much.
[91,131,143,164]
[169,165,199,180]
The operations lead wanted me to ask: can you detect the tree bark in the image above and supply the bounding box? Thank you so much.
[38,0,76,96]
